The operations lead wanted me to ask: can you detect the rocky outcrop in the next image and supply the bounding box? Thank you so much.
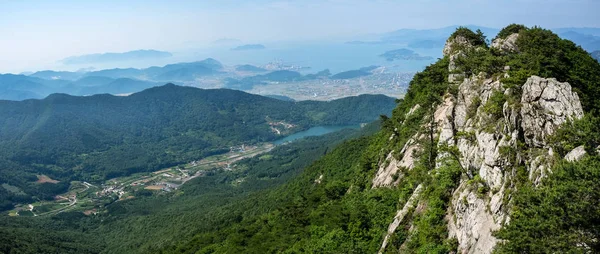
[314,174,323,184]
[407,104,421,116]
[376,72,584,253]
[372,152,402,187]
[372,135,420,188]
[435,96,456,146]
[446,76,513,254]
[446,74,583,253]
[565,146,587,162]
[443,36,471,57]
[444,36,473,84]
[491,33,519,52]
[448,190,501,253]
[376,27,587,253]
[521,76,584,147]
[372,104,423,188]
[378,184,423,254]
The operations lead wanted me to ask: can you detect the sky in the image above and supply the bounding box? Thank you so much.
[0,0,599,73]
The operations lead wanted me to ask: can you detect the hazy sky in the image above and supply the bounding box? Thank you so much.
[1,0,599,73]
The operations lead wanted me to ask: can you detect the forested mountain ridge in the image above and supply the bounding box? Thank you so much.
[0,85,395,211]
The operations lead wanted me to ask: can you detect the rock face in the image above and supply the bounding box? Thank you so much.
[521,76,584,147]
[448,74,583,253]
[378,184,423,254]
[444,36,472,84]
[565,146,587,162]
[446,73,583,253]
[443,36,471,57]
[372,104,422,188]
[372,152,402,187]
[375,28,587,253]
[375,72,584,253]
[491,33,519,52]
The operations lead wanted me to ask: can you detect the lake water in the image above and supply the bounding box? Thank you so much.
[273,125,361,145]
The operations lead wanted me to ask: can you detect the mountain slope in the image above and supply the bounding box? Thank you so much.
[0,125,377,253]
[0,85,395,210]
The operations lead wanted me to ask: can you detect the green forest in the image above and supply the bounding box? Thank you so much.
[0,122,382,253]
[0,85,396,211]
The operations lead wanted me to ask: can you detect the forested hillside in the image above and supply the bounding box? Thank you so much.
[0,122,379,253]
[0,85,395,211]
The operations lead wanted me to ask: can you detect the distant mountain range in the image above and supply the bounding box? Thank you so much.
[557,31,600,52]
[232,44,266,51]
[0,73,160,100]
[1,56,389,101]
[29,70,85,81]
[61,50,173,65]
[0,58,225,100]
[592,50,600,62]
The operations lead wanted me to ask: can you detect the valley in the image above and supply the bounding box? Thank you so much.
[7,142,275,217]
[5,124,363,218]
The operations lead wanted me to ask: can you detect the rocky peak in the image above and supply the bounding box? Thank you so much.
[445,36,472,83]
[444,29,488,84]
[374,25,598,254]
[375,72,585,253]
[443,35,472,57]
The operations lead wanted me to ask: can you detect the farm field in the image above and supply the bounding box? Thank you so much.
[7,142,276,217]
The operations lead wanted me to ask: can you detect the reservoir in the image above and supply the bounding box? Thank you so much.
[273,125,361,145]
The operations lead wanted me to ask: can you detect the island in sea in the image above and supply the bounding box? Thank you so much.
[379,48,433,61]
